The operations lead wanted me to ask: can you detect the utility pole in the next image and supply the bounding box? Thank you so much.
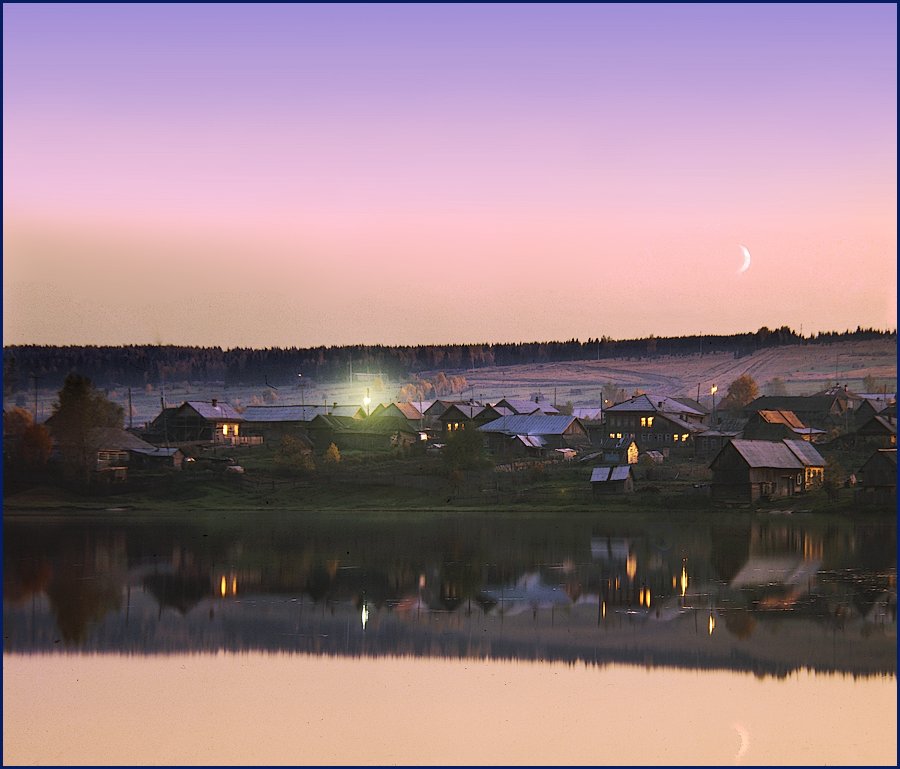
[128,387,133,429]
[30,373,40,421]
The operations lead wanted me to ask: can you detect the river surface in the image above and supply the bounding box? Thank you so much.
[3,509,896,765]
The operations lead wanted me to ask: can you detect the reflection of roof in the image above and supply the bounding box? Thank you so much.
[730,557,821,589]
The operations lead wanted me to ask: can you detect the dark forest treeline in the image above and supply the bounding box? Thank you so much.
[3,326,895,393]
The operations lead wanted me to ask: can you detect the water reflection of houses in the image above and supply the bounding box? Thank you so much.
[3,520,895,679]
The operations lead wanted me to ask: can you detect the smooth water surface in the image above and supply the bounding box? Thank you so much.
[3,509,896,765]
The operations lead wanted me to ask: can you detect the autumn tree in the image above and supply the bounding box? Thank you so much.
[323,442,342,464]
[3,407,52,486]
[718,374,760,413]
[274,435,315,475]
[50,373,124,486]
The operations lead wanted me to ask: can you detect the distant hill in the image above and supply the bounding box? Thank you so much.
[3,326,895,393]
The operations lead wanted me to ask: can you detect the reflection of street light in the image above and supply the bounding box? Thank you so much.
[363,387,371,417]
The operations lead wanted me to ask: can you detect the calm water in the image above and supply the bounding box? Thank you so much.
[3,509,897,765]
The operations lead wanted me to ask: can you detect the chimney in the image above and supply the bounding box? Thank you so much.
[212,398,218,408]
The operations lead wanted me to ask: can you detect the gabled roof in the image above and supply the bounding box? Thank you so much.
[857,415,898,435]
[327,405,365,418]
[513,434,545,448]
[423,400,467,417]
[441,403,485,420]
[595,436,637,450]
[241,405,326,423]
[591,465,632,483]
[386,402,424,420]
[858,448,898,474]
[493,398,559,415]
[179,401,243,421]
[745,395,842,413]
[572,407,603,420]
[756,409,806,429]
[721,439,825,469]
[478,414,580,436]
[605,394,705,417]
[87,427,160,452]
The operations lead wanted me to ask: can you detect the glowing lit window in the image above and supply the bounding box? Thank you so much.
[681,433,689,442]
[222,425,229,436]
[616,432,622,439]
[234,424,239,436]
[673,434,678,442]
[647,417,654,427]
[609,433,615,439]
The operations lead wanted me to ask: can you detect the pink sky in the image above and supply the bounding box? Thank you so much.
[3,4,896,347]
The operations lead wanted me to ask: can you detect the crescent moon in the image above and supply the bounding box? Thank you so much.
[733,722,750,761]
[738,245,751,273]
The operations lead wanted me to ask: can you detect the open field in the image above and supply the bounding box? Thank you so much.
[6,337,896,427]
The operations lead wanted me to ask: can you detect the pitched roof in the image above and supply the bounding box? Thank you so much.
[87,427,160,452]
[478,414,580,436]
[745,395,841,413]
[572,407,603,420]
[724,439,825,469]
[240,405,326,423]
[388,402,424,420]
[756,409,806,429]
[591,465,632,482]
[442,403,485,420]
[493,398,559,415]
[180,401,243,421]
[605,394,705,417]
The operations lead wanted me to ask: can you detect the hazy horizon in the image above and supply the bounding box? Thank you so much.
[4,4,897,348]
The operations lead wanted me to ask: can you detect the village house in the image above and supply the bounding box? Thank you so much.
[603,394,707,452]
[742,393,849,431]
[855,448,897,507]
[142,400,245,445]
[307,414,423,454]
[86,427,183,486]
[439,403,513,436]
[477,414,590,458]
[239,405,327,443]
[855,408,897,447]
[708,438,826,503]
[694,417,747,458]
[742,409,826,442]
[854,394,896,427]
[492,397,560,415]
[588,436,639,465]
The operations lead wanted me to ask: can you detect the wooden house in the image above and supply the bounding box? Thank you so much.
[603,394,707,452]
[854,396,896,427]
[440,403,512,436]
[590,465,635,495]
[492,398,559,415]
[742,410,826,442]
[855,448,897,507]
[742,394,848,431]
[591,436,639,465]
[477,414,590,457]
[240,405,326,443]
[147,400,244,445]
[709,439,826,503]
[855,412,897,447]
[86,427,183,486]
[307,414,422,454]
[695,417,747,457]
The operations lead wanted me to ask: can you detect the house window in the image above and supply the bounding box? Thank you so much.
[616,433,622,439]
[672,434,678,443]
[222,425,229,436]
[681,434,689,442]
[641,417,654,428]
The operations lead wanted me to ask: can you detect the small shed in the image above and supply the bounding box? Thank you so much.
[590,465,635,495]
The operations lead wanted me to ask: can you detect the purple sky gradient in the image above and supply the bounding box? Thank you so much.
[4,3,896,347]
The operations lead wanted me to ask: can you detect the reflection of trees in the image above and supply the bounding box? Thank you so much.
[45,572,122,645]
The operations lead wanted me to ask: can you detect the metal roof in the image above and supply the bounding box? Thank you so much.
[328,405,365,417]
[591,465,631,483]
[726,439,824,469]
[605,394,704,417]
[241,405,326,422]
[757,409,805,428]
[493,398,559,415]
[442,404,485,420]
[478,414,579,436]
[181,401,243,421]
[783,439,826,466]
[513,434,546,448]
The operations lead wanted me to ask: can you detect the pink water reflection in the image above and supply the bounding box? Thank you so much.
[4,652,896,765]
